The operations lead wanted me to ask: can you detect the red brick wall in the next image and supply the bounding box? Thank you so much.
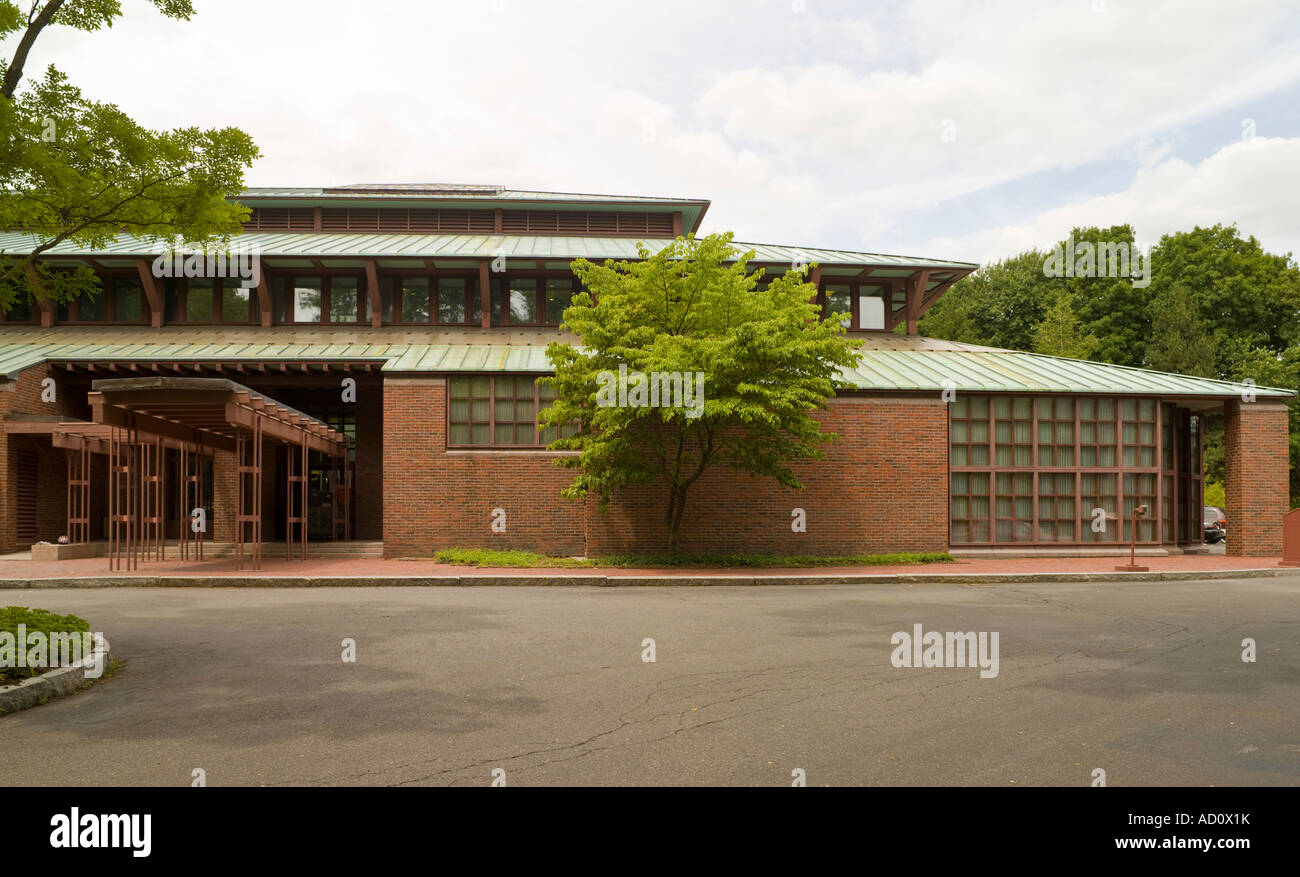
[0,367,87,550]
[380,381,950,558]
[1224,400,1289,556]
[382,377,584,557]
[211,448,237,543]
[354,382,383,540]
[582,396,948,555]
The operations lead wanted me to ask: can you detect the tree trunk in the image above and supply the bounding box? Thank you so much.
[667,486,687,554]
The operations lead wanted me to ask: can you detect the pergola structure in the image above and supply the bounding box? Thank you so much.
[2,378,351,570]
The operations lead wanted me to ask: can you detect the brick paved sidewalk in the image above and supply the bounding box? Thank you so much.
[0,552,1287,582]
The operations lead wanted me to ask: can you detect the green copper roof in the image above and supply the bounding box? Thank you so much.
[0,330,1288,399]
[0,230,977,272]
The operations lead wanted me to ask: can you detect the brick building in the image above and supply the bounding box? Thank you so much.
[0,185,1291,561]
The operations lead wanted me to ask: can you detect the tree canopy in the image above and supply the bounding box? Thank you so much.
[540,233,862,551]
[0,0,259,312]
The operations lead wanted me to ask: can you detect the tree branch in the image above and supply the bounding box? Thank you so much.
[2,0,65,100]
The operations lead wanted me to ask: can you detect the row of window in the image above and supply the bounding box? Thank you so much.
[448,375,580,447]
[949,395,1204,545]
[822,281,905,331]
[3,272,896,327]
[951,471,1170,543]
[950,395,1171,470]
[2,276,258,325]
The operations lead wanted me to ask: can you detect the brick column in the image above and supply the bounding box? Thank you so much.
[211,448,239,543]
[1223,400,1290,556]
[0,384,14,551]
[354,379,383,540]
[382,376,444,558]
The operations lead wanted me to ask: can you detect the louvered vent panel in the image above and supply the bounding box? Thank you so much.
[378,209,409,231]
[408,209,440,231]
[557,212,588,233]
[439,209,469,232]
[246,206,675,235]
[587,212,617,234]
[346,208,379,231]
[647,213,674,236]
[617,213,649,234]
[256,208,290,230]
[500,211,528,233]
[321,208,350,230]
[529,211,560,233]
[16,449,37,542]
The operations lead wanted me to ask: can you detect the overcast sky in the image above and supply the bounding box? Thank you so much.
[7,0,1300,265]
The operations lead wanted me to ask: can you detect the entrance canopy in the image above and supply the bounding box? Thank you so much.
[89,376,349,458]
[3,377,351,571]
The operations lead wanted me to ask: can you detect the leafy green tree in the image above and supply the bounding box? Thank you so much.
[1143,283,1217,376]
[1032,291,1098,360]
[1062,225,1151,367]
[1148,224,1300,369]
[1216,337,1300,497]
[0,0,259,312]
[540,233,862,552]
[914,272,983,344]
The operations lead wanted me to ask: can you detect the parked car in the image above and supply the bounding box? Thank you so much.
[1203,506,1227,543]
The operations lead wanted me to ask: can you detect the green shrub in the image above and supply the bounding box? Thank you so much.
[0,606,91,683]
[1203,480,1226,509]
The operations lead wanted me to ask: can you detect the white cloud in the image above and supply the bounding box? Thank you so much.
[1,0,1298,260]
[913,136,1300,264]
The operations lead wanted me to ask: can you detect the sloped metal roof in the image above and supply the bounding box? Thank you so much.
[0,230,978,271]
[239,185,709,205]
[0,329,1287,398]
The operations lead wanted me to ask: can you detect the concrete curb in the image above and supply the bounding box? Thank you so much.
[0,568,1295,588]
[0,646,110,716]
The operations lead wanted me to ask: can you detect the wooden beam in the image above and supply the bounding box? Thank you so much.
[135,258,164,328]
[365,258,382,328]
[905,269,930,335]
[89,393,237,452]
[257,259,272,327]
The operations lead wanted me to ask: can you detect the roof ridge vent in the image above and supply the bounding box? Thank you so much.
[324,184,507,196]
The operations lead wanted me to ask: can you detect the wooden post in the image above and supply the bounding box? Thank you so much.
[1116,504,1150,571]
[364,259,382,328]
[905,269,930,335]
[479,259,491,329]
[257,261,272,327]
[136,258,163,328]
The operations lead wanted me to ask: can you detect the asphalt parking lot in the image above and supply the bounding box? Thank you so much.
[1,578,1297,786]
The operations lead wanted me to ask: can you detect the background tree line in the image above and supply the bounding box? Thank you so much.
[917,224,1300,500]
